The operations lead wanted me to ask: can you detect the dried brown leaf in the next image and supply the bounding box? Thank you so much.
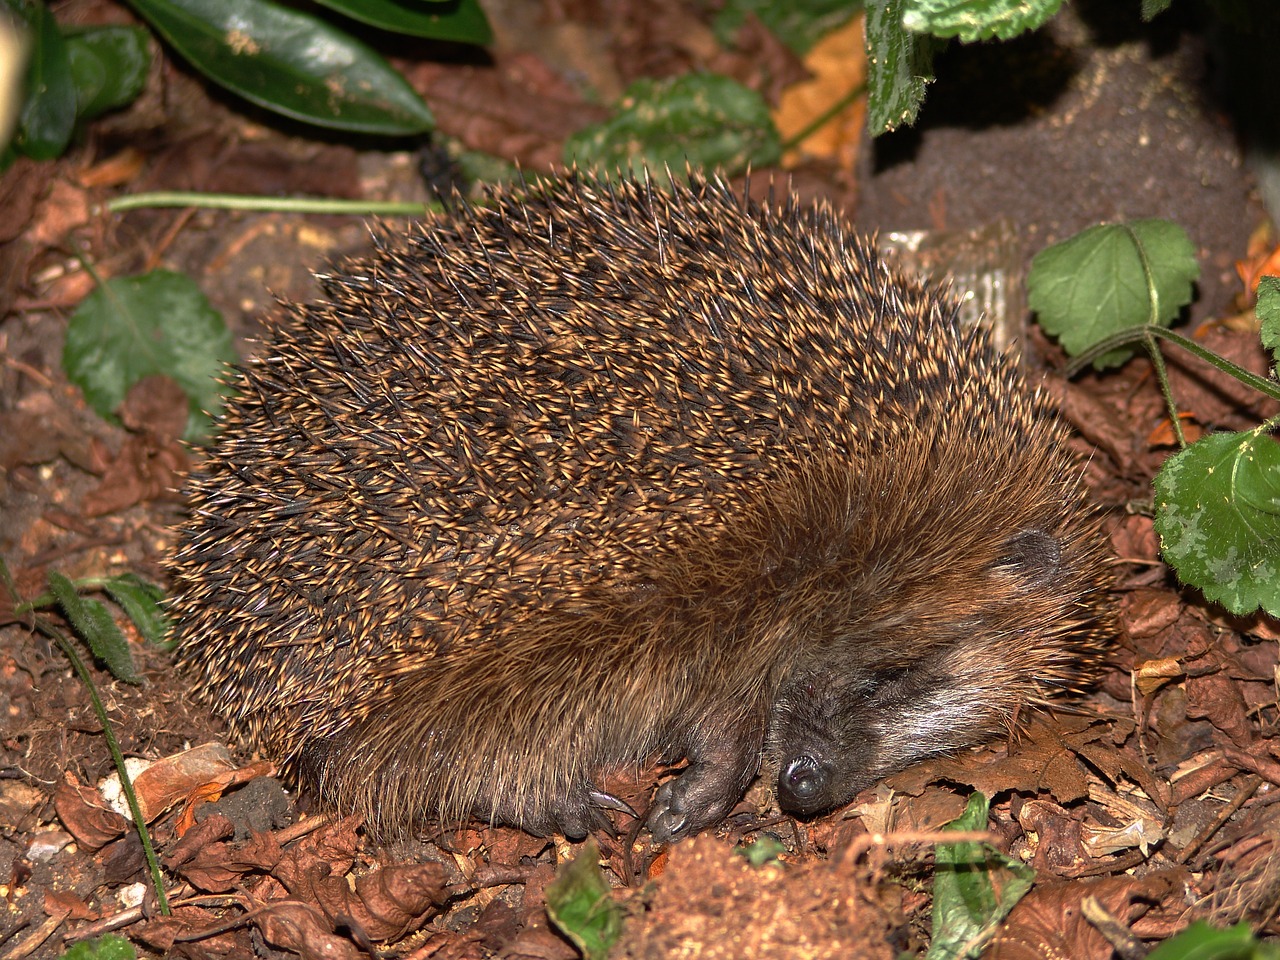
[259,900,362,960]
[53,772,128,851]
[989,871,1181,960]
[307,861,450,942]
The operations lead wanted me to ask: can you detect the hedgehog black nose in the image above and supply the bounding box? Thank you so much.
[778,755,828,813]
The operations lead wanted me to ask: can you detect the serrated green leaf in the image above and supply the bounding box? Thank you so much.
[102,574,170,647]
[1145,920,1277,960]
[1154,431,1280,618]
[545,838,623,960]
[13,1,76,159]
[927,793,1034,960]
[62,269,234,441]
[1257,275,1280,359]
[61,933,139,960]
[564,73,780,183]
[865,0,937,133]
[712,0,860,54]
[313,0,491,45]
[903,0,1063,42]
[64,25,150,120]
[48,572,141,683]
[1028,220,1199,369]
[124,0,435,134]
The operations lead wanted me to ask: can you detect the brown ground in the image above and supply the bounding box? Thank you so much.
[2,1,1279,958]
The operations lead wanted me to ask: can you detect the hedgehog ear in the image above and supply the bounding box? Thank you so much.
[990,528,1064,591]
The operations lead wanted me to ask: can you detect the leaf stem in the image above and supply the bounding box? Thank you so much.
[105,192,437,216]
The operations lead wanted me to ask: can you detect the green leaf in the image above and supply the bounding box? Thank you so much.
[736,833,787,865]
[48,572,141,683]
[1154,430,1280,619]
[865,0,937,134]
[1146,920,1280,960]
[564,73,780,183]
[1027,220,1199,369]
[713,0,860,54]
[62,269,235,441]
[102,574,170,647]
[60,933,139,960]
[65,25,150,120]
[545,838,624,960]
[903,0,1064,42]
[1141,0,1174,20]
[927,793,1034,960]
[13,0,76,159]
[1257,275,1280,361]
[313,0,492,45]
[123,0,435,134]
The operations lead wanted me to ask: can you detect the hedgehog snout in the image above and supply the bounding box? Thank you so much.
[777,754,830,814]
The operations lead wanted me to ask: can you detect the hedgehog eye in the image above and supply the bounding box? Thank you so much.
[992,528,1064,590]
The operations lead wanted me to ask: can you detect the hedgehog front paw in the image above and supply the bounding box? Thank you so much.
[546,786,639,839]
[645,764,743,844]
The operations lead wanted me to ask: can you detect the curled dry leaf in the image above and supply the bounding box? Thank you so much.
[259,900,362,960]
[988,871,1184,960]
[309,862,451,942]
[1133,657,1184,697]
[163,813,285,893]
[114,742,238,823]
[53,772,129,851]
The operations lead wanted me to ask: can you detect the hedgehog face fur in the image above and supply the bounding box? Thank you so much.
[170,173,1112,843]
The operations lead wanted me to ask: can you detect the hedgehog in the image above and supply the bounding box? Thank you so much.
[169,172,1112,843]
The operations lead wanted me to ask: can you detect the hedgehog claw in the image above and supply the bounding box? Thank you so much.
[589,789,638,820]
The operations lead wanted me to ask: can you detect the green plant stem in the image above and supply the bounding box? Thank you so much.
[779,81,868,155]
[41,616,172,914]
[1064,322,1280,444]
[106,191,436,216]
[1145,329,1187,448]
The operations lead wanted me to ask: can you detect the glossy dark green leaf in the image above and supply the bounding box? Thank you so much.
[314,0,491,45]
[124,0,435,134]
[13,0,76,159]
[65,25,150,120]
[48,572,141,684]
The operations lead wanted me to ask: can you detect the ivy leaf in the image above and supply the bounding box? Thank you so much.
[545,838,623,960]
[62,270,235,442]
[1028,220,1199,369]
[927,793,1034,960]
[564,73,780,183]
[903,0,1064,42]
[124,0,435,134]
[1154,430,1280,618]
[48,572,141,684]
